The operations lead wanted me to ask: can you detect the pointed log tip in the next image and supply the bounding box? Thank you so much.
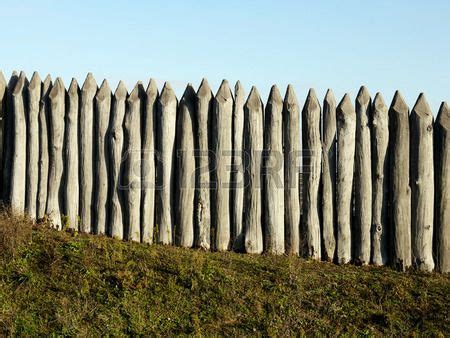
[245,86,262,109]
[284,84,298,104]
[268,85,282,104]
[12,72,27,96]
[356,85,371,104]
[182,83,196,100]
[128,82,145,101]
[304,88,319,110]
[0,71,5,86]
[235,80,245,99]
[411,93,432,118]
[215,79,232,101]
[337,93,354,114]
[49,77,64,99]
[146,78,158,95]
[68,78,79,93]
[197,78,212,98]
[96,79,111,100]
[29,71,41,89]
[390,90,409,114]
[373,92,387,111]
[114,80,128,99]
[436,102,449,129]
[82,73,97,91]
[324,88,335,102]
[43,74,52,85]
[160,81,176,103]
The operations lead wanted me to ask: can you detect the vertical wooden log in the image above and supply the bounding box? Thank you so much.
[434,102,449,273]
[25,72,41,220]
[124,82,143,242]
[109,81,127,240]
[231,81,245,249]
[336,93,356,264]
[195,79,213,250]
[283,85,301,255]
[46,77,65,229]
[371,93,389,265]
[141,79,158,244]
[212,80,233,251]
[243,86,264,254]
[80,73,97,233]
[2,71,19,203]
[0,72,6,200]
[94,80,111,235]
[156,82,177,245]
[410,93,434,271]
[65,78,80,230]
[389,91,412,270]
[354,86,372,265]
[176,84,196,248]
[10,71,28,214]
[302,88,322,259]
[321,89,337,261]
[263,85,284,254]
[37,75,52,219]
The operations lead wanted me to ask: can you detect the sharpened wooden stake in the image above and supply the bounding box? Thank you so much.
[25,72,41,220]
[336,93,356,264]
[410,93,434,271]
[354,86,372,265]
[94,79,111,235]
[156,82,177,245]
[0,72,7,200]
[321,89,337,261]
[10,72,28,214]
[389,91,411,270]
[283,85,301,255]
[141,79,158,244]
[46,77,65,229]
[37,75,52,219]
[243,86,264,254]
[212,80,233,251]
[195,79,213,250]
[434,102,449,273]
[263,85,284,254]
[65,78,80,230]
[109,81,127,240]
[80,73,97,233]
[371,93,389,265]
[302,88,322,259]
[124,82,143,242]
[176,84,196,248]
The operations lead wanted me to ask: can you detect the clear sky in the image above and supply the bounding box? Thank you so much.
[1,0,449,112]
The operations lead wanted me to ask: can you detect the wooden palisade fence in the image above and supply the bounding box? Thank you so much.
[0,70,448,273]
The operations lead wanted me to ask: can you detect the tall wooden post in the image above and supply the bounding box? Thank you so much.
[243,86,264,254]
[0,72,5,199]
[410,93,434,271]
[389,91,411,271]
[336,93,356,264]
[354,86,372,265]
[321,89,337,261]
[371,93,389,265]
[263,85,284,254]
[302,88,322,259]
[212,80,233,251]
[94,80,111,235]
[46,77,65,229]
[283,85,301,255]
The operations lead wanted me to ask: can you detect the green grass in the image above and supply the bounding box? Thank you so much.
[0,212,449,336]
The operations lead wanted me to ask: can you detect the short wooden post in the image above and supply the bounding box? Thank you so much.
[93,80,111,234]
[176,84,196,248]
[124,82,144,242]
[156,82,177,245]
[25,72,41,220]
[263,85,284,254]
[65,79,80,230]
[389,91,412,270]
[354,86,372,265]
[212,80,233,251]
[410,93,434,271]
[283,85,301,255]
[195,79,213,250]
[371,93,389,265]
[336,93,356,264]
[321,89,337,261]
[302,88,322,259]
[231,81,246,250]
[109,81,127,240]
[37,75,52,219]
[434,102,449,273]
[46,77,65,229]
[2,71,19,203]
[80,73,97,233]
[0,72,7,200]
[10,71,28,214]
[243,86,264,254]
[141,79,158,244]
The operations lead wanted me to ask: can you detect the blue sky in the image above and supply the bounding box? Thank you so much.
[1,0,449,112]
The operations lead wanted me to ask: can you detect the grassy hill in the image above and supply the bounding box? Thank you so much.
[0,211,448,336]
